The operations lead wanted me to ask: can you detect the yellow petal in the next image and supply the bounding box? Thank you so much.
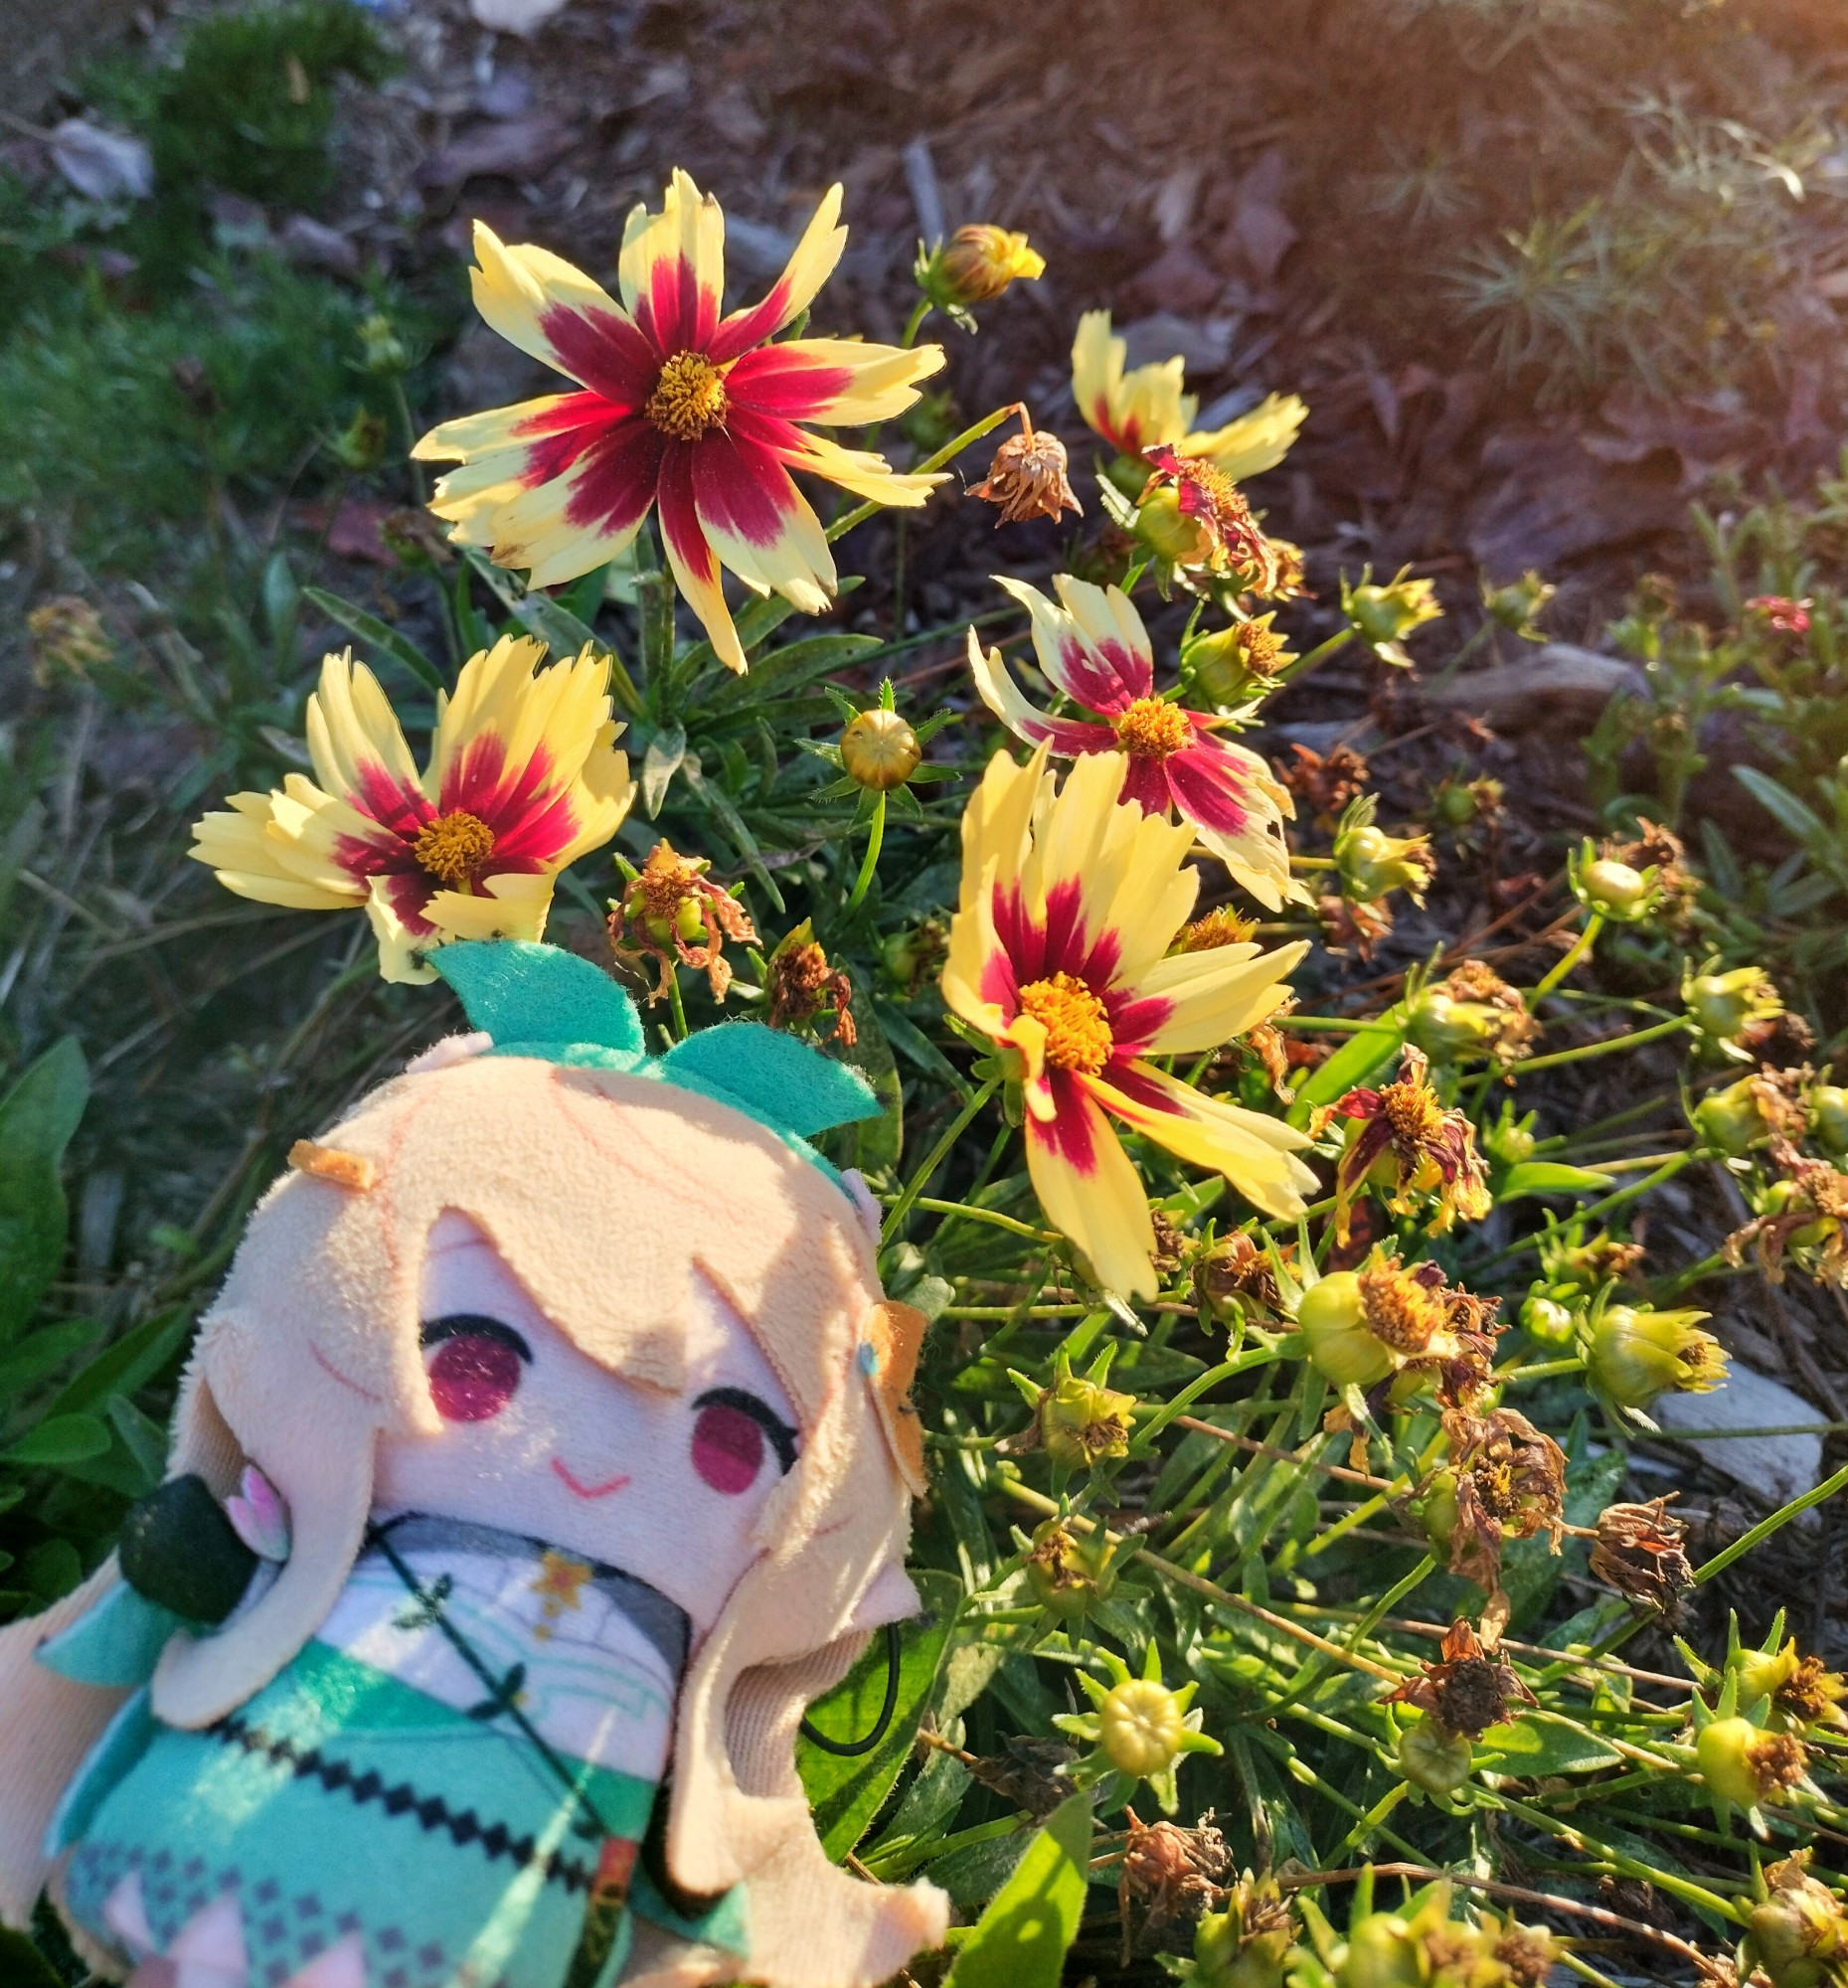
[1134,940,1309,1055]
[618,167,725,344]
[783,431,945,508]
[1181,393,1308,482]
[364,879,437,985]
[424,872,555,943]
[1090,1063,1316,1221]
[465,222,630,386]
[1026,1089,1158,1301]
[304,651,422,810]
[754,337,945,424]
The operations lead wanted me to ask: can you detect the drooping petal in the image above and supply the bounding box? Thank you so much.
[365,876,439,985]
[1090,1062,1318,1221]
[706,184,847,365]
[1166,743,1293,911]
[993,576,1147,716]
[1181,392,1307,482]
[459,223,656,405]
[303,652,427,825]
[690,426,836,613]
[965,629,1118,756]
[617,168,725,357]
[726,338,944,426]
[655,441,745,673]
[1133,939,1310,1055]
[1026,1076,1160,1300]
[188,791,364,911]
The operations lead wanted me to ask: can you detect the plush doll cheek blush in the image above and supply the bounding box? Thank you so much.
[0,942,948,1988]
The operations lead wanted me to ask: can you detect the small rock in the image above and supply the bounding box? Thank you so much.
[469,0,570,35]
[50,119,153,202]
[1421,644,1646,734]
[278,214,360,277]
[1654,1362,1824,1512]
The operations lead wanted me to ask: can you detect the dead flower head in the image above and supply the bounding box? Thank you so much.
[765,920,857,1048]
[609,840,757,1005]
[970,411,1081,527]
[28,595,112,683]
[1139,443,1282,591]
[1726,1137,1848,1287]
[1440,1406,1567,1595]
[1117,1807,1231,1951]
[968,1735,1080,1819]
[1195,1231,1289,1327]
[1280,742,1371,825]
[1386,1617,1537,1740]
[1590,1497,1694,1612]
[1317,891,1395,960]
[1321,1045,1494,1244]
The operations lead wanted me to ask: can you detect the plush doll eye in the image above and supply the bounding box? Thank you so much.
[691,1388,798,1495]
[421,1315,531,1422]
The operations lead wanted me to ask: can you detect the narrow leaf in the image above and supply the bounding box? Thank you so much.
[0,1038,89,1343]
[302,586,445,694]
[944,1790,1092,1988]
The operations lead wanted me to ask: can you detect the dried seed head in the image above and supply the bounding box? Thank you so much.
[969,425,1081,526]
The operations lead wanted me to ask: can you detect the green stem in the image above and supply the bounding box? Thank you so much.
[664,967,688,1044]
[827,404,1020,544]
[1695,1458,1848,1586]
[1279,627,1356,687]
[1516,1014,1691,1074]
[845,790,887,912]
[881,1077,1000,1243]
[1531,913,1602,1003]
[900,296,931,348]
[1474,1151,1699,1273]
[914,1198,1058,1243]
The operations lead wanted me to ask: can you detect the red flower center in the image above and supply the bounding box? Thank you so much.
[646,351,729,441]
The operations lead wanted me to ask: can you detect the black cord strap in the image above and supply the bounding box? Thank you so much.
[799,1622,903,1757]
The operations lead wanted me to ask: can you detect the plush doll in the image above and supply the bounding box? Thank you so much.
[0,941,946,1988]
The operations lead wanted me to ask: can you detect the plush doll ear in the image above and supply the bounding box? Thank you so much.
[655,1024,878,1138]
[859,1301,928,1496]
[433,939,645,1058]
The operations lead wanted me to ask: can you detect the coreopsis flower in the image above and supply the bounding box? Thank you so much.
[1013,1349,1137,1469]
[609,839,756,1002]
[1295,1255,1500,1400]
[918,224,1046,313]
[1191,1872,1295,1988]
[1194,1231,1288,1328]
[1182,613,1294,709]
[763,919,856,1047]
[1590,1498,1694,1611]
[413,172,946,673]
[27,594,111,683]
[966,576,1296,908]
[1694,1686,1810,1823]
[1071,309,1306,479]
[1055,1643,1222,1813]
[968,417,1081,526]
[1319,1045,1492,1244]
[1695,1068,1811,1157]
[1747,594,1813,637]
[1747,1852,1848,1988]
[839,707,923,790]
[1386,1618,1536,1740]
[942,746,1317,1298]
[1438,1406,1567,1594]
[1340,566,1442,668]
[1726,1138,1848,1286]
[191,640,632,983]
[1136,445,1283,593]
[1685,960,1786,1063]
[1585,1300,1727,1409]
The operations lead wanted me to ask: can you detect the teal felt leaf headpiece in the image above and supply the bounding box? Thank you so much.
[431,941,879,1181]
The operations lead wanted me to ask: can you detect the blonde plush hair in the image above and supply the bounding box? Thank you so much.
[0,1051,945,1988]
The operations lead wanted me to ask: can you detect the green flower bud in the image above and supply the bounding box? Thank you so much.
[1333,821,1435,907]
[1339,1912,1428,1988]
[1135,485,1214,567]
[1024,1519,1116,1622]
[1183,615,1292,708]
[1698,1716,1808,1811]
[1748,1855,1848,1988]
[329,407,389,472]
[1587,1303,1727,1408]
[1685,963,1783,1059]
[1520,1294,1577,1347]
[1735,1642,1801,1715]
[1297,1272,1394,1388]
[1810,1085,1848,1160]
[1418,1469,1459,1550]
[1099,1676,1192,1778]
[1581,858,1650,913]
[1341,568,1442,650]
[1040,1370,1136,1470]
[1482,569,1556,635]
[1405,990,1505,1065]
[1194,1898,1294,1988]
[917,224,1045,309]
[358,312,408,376]
[1696,1077,1772,1157]
[840,709,922,790]
[1397,1716,1474,1796]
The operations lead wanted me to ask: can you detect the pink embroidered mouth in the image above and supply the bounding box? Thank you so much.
[552,1457,631,1500]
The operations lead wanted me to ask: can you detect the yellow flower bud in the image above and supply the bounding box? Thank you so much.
[1587,1303,1726,1408]
[1339,1912,1428,1988]
[1580,857,1650,913]
[1333,821,1435,907]
[1698,1716,1808,1811]
[840,709,922,790]
[1685,963,1783,1058]
[1297,1272,1395,1388]
[1040,1369,1136,1470]
[925,224,1046,306]
[1099,1676,1190,1778]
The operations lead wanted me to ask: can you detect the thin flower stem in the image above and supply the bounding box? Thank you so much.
[900,297,932,348]
[1516,1014,1691,1074]
[1280,627,1356,687]
[1694,1457,1848,1586]
[827,404,1021,544]
[1531,913,1602,1003]
[915,1198,1060,1243]
[664,968,689,1044]
[881,1077,1000,1243]
[1474,1151,1699,1273]
[1491,1795,1746,1925]
[845,790,887,912]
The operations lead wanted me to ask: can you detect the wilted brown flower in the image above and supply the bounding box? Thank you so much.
[1320,1045,1493,1244]
[765,923,857,1048]
[1778,1654,1848,1734]
[1590,1498,1694,1611]
[968,1735,1080,1818]
[1440,1407,1567,1594]
[1175,905,1259,952]
[1727,1137,1848,1286]
[28,595,112,684]
[969,416,1081,527]
[1118,1807,1231,1954]
[609,841,757,1004]
[1280,742,1370,824]
[1488,1920,1556,1988]
[1317,891,1395,960]
[1195,1231,1288,1327]
[1140,444,1281,590]
[1386,1618,1536,1740]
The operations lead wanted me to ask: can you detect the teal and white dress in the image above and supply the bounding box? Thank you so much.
[47,1515,746,1988]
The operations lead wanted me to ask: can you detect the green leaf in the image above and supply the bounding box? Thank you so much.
[0,1924,66,1988]
[302,586,445,694]
[1498,1160,1613,1200]
[0,1038,89,1344]
[5,1412,110,1467]
[1735,764,1829,845]
[641,724,687,818]
[1473,1715,1621,1776]
[799,1570,960,1859]
[0,1318,101,1398]
[48,1307,191,1419]
[943,1791,1092,1988]
[1286,1017,1405,1126]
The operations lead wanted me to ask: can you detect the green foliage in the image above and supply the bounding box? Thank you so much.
[944,1791,1092,1988]
[0,1041,87,1345]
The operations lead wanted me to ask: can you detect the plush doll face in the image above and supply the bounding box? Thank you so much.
[372,1210,802,1634]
